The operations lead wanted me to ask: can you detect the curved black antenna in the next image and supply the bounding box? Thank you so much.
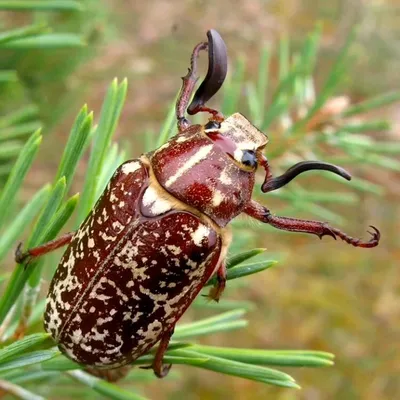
[262,161,352,193]
[187,29,228,115]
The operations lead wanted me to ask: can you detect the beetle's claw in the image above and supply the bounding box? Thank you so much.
[368,225,380,239]
[367,225,381,245]
[154,363,172,378]
[201,285,223,303]
[15,242,31,265]
[207,286,223,303]
[201,293,218,303]
[321,224,380,248]
[140,363,171,378]
[15,242,24,263]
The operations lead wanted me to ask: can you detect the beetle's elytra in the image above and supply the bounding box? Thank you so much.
[16,29,380,381]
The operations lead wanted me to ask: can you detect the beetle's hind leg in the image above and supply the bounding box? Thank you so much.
[15,232,75,265]
[152,327,174,378]
[140,327,174,378]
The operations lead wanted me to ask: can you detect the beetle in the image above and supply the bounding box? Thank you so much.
[16,30,380,381]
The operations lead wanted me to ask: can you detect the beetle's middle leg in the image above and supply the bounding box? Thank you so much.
[208,262,226,302]
[15,232,75,265]
[244,200,380,248]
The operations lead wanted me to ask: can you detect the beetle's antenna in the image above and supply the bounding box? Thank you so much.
[176,30,228,132]
[261,160,351,193]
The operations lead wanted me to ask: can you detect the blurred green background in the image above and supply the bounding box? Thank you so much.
[1,0,400,399]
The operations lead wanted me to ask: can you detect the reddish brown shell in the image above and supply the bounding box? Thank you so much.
[44,159,221,368]
[151,125,255,227]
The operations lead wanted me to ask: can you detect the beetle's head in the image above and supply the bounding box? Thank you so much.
[204,113,268,172]
[203,112,352,194]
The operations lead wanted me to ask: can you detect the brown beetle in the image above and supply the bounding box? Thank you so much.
[16,30,380,381]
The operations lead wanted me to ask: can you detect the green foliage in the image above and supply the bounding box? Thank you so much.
[76,79,128,224]
[224,26,400,228]
[0,26,399,399]
[0,0,107,184]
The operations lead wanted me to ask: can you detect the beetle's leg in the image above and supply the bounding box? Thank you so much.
[15,232,75,264]
[244,200,380,248]
[152,327,174,378]
[176,30,228,132]
[176,42,208,132]
[208,262,226,302]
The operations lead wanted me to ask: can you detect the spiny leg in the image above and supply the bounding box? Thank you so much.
[176,41,208,132]
[15,232,75,265]
[244,200,380,248]
[176,30,228,132]
[12,232,75,338]
[208,262,227,302]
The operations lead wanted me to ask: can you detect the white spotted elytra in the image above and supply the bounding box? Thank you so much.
[16,30,380,381]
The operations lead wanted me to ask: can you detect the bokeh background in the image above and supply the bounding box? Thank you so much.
[1,1,400,399]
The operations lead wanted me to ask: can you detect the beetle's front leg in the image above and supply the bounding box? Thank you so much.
[208,262,226,302]
[244,200,380,248]
[176,41,207,132]
[15,232,75,265]
[176,30,227,132]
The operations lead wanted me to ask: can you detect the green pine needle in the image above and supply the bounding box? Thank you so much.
[0,1,83,12]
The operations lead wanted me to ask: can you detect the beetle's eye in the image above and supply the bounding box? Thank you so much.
[241,150,257,169]
[204,120,221,130]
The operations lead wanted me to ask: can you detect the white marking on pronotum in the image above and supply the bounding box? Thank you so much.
[233,148,244,164]
[121,161,141,175]
[191,224,210,246]
[212,190,224,206]
[165,144,213,187]
[176,135,190,143]
[220,168,232,185]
